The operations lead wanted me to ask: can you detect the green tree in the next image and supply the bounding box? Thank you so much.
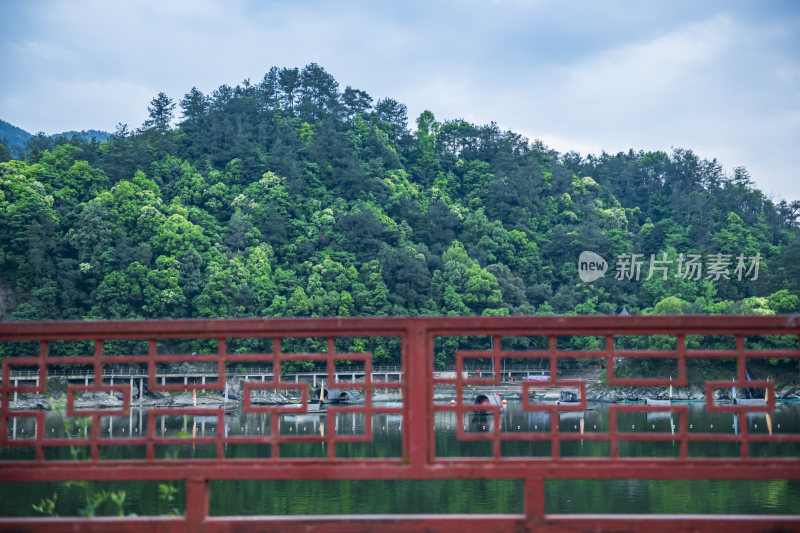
[342,86,372,118]
[297,62,340,120]
[90,270,142,319]
[277,68,300,115]
[287,287,312,316]
[0,138,11,162]
[374,97,408,142]
[767,289,799,314]
[434,241,504,315]
[180,87,208,122]
[143,256,186,317]
[144,92,176,131]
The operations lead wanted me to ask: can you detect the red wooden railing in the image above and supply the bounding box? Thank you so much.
[1,315,799,532]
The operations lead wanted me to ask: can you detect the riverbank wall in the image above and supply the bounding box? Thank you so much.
[8,374,800,410]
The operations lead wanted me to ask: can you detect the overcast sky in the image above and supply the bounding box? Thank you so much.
[2,0,798,201]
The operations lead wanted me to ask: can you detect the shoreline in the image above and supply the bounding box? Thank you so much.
[8,380,800,410]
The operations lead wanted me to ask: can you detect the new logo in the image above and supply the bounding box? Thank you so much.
[578,251,607,282]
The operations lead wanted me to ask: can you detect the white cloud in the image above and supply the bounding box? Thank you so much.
[0,2,797,200]
[2,79,154,134]
[450,13,800,201]
[15,40,78,63]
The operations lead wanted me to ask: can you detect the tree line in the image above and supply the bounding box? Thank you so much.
[1,63,799,366]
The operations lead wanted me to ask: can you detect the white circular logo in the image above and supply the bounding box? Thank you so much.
[578,251,607,282]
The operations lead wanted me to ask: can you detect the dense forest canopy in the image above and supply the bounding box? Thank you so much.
[2,63,799,340]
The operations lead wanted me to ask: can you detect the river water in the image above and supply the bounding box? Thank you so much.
[2,401,799,516]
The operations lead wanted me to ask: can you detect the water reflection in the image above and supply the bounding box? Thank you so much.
[3,401,800,517]
[468,412,494,433]
[4,401,800,461]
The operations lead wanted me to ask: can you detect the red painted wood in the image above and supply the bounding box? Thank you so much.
[1,315,798,532]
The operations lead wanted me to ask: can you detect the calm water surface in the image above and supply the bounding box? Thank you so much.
[2,401,799,516]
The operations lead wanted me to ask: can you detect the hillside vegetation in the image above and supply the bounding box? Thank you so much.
[1,64,799,364]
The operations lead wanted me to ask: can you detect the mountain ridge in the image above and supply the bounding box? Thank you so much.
[0,64,798,369]
[0,119,110,157]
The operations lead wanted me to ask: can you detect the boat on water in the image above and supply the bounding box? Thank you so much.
[191,403,238,421]
[279,392,330,422]
[735,398,767,406]
[535,390,582,404]
[644,377,674,406]
[474,392,504,409]
[644,398,671,406]
[521,376,581,405]
[312,386,363,404]
[559,390,580,403]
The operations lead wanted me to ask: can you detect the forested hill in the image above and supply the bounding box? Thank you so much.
[0,119,110,160]
[0,120,32,156]
[1,63,799,328]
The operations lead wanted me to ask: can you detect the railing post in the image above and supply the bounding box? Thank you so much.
[406,321,429,469]
[186,475,209,533]
[525,477,546,526]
